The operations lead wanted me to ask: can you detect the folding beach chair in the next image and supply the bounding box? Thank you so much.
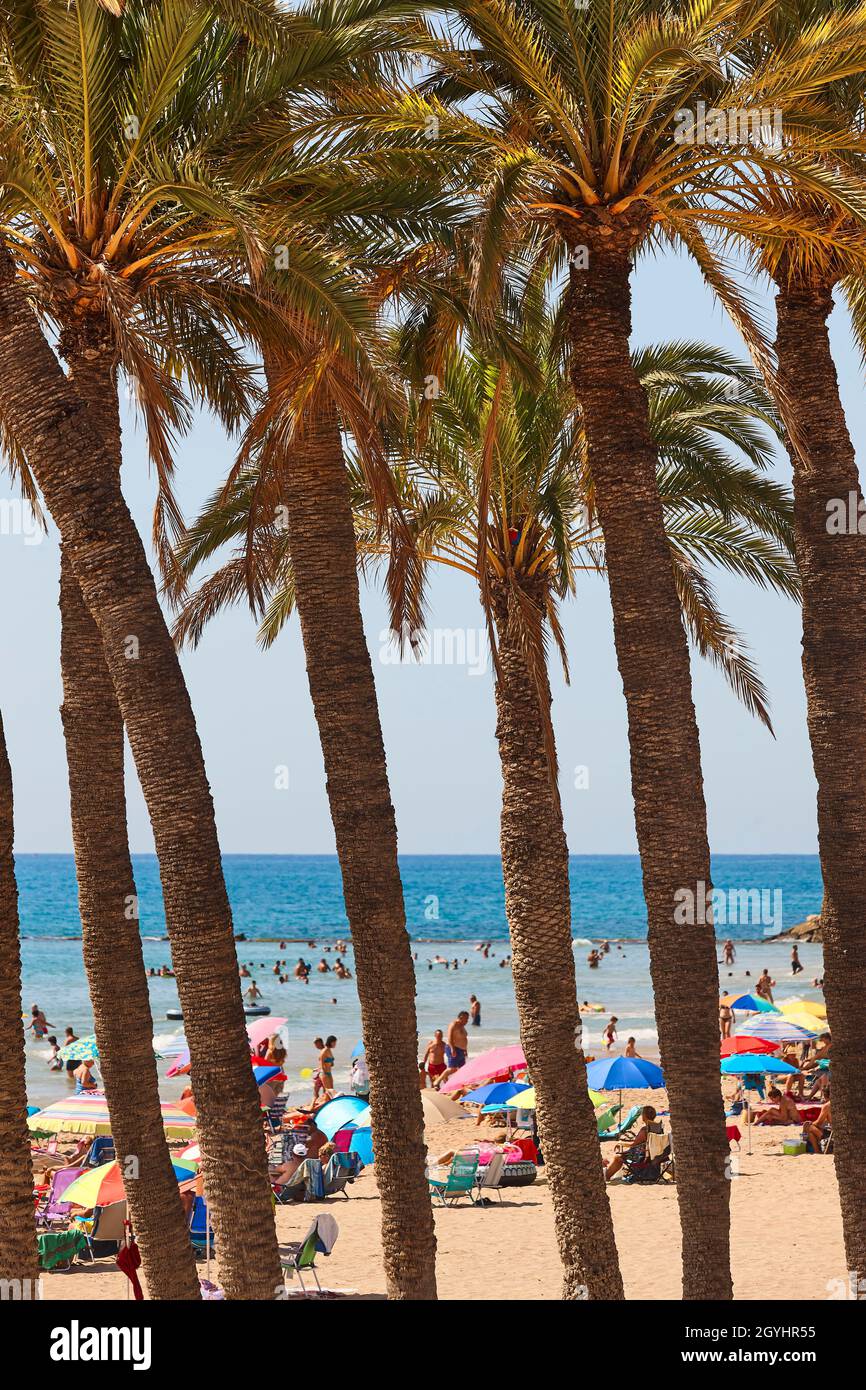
[623,1130,675,1185]
[188,1195,216,1254]
[428,1153,480,1206]
[321,1152,362,1199]
[36,1167,87,1229]
[74,1200,128,1259]
[87,1136,115,1167]
[474,1151,505,1206]
[599,1105,642,1142]
[596,1104,622,1136]
[281,1213,339,1296]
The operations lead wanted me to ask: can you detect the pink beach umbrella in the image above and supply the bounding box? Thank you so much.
[247,1017,288,1050]
[441,1045,527,1093]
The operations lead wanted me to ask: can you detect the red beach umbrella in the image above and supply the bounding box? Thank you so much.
[720,1036,777,1057]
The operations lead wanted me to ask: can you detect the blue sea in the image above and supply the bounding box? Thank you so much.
[20,853,826,1107]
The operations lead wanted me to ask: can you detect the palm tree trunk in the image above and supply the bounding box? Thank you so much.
[56,328,200,1299]
[271,381,437,1299]
[566,230,731,1300]
[0,245,280,1300]
[491,580,623,1300]
[775,278,866,1276]
[0,711,39,1291]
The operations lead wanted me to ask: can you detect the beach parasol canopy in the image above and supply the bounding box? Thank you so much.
[57,1034,100,1063]
[246,1017,288,1050]
[313,1095,369,1139]
[353,1089,469,1130]
[736,1015,816,1043]
[27,1094,196,1139]
[778,998,826,1019]
[441,1045,527,1093]
[585,1056,664,1091]
[505,1086,536,1109]
[719,992,778,1013]
[778,1009,827,1034]
[60,1157,194,1209]
[721,1037,777,1058]
[462,1081,529,1107]
[720,1055,799,1076]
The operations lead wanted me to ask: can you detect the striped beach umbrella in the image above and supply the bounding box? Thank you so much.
[61,1157,195,1209]
[27,1094,196,1139]
[736,1015,816,1044]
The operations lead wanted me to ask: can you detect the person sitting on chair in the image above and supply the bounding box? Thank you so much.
[603,1106,664,1182]
[803,1093,832,1154]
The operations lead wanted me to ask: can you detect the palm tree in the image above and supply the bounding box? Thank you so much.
[0,0,284,1297]
[174,319,798,1299]
[708,0,866,1278]
[0,710,38,1291]
[405,0,866,1297]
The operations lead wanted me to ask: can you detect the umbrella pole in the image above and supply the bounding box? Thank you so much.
[747,1095,752,1156]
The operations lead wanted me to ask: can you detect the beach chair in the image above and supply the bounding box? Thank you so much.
[428,1153,480,1206]
[87,1136,115,1167]
[596,1104,622,1136]
[623,1130,675,1185]
[321,1151,362,1199]
[281,1214,339,1297]
[75,1201,128,1259]
[265,1096,289,1135]
[188,1195,216,1254]
[474,1151,505,1206]
[36,1167,88,1229]
[599,1105,642,1142]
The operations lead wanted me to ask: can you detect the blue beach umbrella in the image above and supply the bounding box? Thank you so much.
[720,1055,799,1076]
[350,1041,365,1059]
[348,1127,374,1165]
[463,1081,529,1107]
[721,992,779,1014]
[253,1065,282,1087]
[586,1056,664,1092]
[313,1095,369,1140]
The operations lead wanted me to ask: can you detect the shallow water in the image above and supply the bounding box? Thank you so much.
[21,851,826,1108]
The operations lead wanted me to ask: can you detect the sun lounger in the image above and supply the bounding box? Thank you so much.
[428,1153,480,1206]
[596,1104,622,1136]
[36,1167,88,1229]
[599,1105,642,1142]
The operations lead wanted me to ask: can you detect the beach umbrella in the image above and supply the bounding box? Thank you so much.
[720,1054,800,1154]
[720,1037,777,1057]
[441,1045,527,1093]
[179,1142,200,1162]
[736,1015,816,1043]
[586,1056,664,1091]
[779,1009,827,1034]
[347,1127,374,1165]
[350,1041,365,1059]
[252,1065,283,1087]
[778,998,826,1020]
[60,1157,194,1209]
[57,1034,100,1063]
[27,1094,196,1140]
[246,1017,288,1049]
[719,992,778,1013]
[313,1095,369,1139]
[353,1089,468,1130]
[462,1081,529,1107]
[505,1086,536,1110]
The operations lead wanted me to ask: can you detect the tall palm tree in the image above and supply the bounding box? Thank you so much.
[174,321,798,1299]
[0,710,38,1291]
[708,0,866,1278]
[0,0,284,1297]
[406,0,866,1297]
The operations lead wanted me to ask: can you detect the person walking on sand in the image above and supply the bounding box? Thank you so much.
[791,945,804,976]
[603,1016,618,1052]
[423,1029,447,1087]
[469,994,481,1028]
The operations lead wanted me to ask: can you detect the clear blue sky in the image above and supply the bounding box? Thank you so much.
[1,244,859,855]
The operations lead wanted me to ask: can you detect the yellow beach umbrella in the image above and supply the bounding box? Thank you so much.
[503,1086,605,1111]
[779,998,827,1020]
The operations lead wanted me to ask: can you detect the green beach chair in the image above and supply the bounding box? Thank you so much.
[599,1105,642,1142]
[428,1153,480,1206]
[596,1104,622,1136]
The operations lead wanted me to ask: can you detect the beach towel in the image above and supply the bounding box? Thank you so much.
[37,1228,87,1270]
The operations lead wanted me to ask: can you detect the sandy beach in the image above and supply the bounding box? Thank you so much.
[37,1117,843,1303]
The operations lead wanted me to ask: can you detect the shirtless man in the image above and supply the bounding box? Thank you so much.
[624,1037,641,1058]
[28,1004,51,1039]
[244,980,263,1003]
[423,1029,448,1087]
[440,1012,469,1084]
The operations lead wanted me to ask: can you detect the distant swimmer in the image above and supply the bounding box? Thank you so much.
[469,994,481,1027]
[317,958,331,973]
[579,1001,604,1013]
[244,980,263,1003]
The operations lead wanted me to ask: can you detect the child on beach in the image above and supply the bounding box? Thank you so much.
[603,1017,618,1051]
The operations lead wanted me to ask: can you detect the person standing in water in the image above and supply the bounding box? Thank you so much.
[791,944,804,976]
[469,994,481,1028]
[28,1004,51,1039]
